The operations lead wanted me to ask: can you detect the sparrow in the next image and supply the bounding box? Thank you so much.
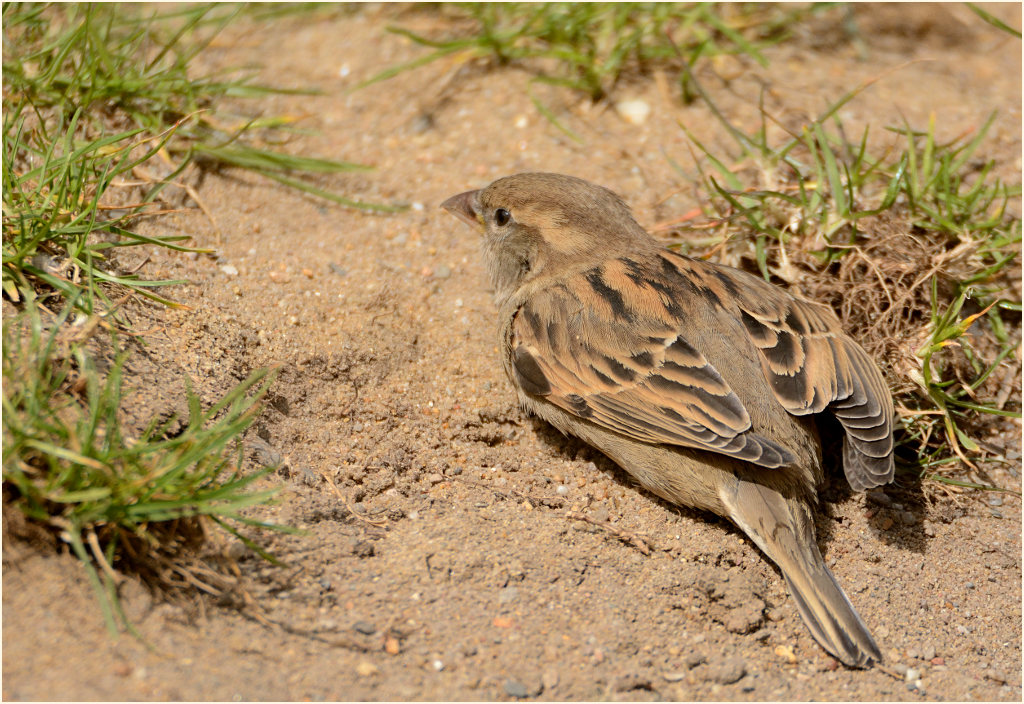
[442,172,895,668]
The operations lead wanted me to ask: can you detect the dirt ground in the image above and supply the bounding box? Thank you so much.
[3,4,1022,701]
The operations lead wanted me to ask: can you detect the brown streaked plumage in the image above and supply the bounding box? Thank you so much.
[442,172,894,667]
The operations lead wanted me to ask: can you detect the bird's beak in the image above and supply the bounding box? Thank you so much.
[441,190,483,230]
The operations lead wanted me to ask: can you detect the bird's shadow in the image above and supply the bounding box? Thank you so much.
[817,416,929,556]
[529,415,931,565]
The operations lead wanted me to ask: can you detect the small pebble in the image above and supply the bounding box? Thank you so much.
[432,659,444,671]
[988,495,1003,507]
[426,473,445,485]
[435,264,451,279]
[541,668,559,691]
[353,621,376,635]
[498,586,519,604]
[410,114,434,133]
[555,485,569,496]
[879,517,894,530]
[220,264,239,277]
[921,644,936,661]
[329,263,347,276]
[503,679,529,698]
[355,661,378,677]
[901,511,917,525]
[905,667,920,682]
[966,582,975,589]
[615,98,651,125]
[867,491,892,507]
[685,652,707,668]
[317,618,339,631]
[352,540,375,558]
[411,201,425,212]
[706,657,747,685]
[226,540,248,560]
[614,674,653,692]
[773,645,797,664]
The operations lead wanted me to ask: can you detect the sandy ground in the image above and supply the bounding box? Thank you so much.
[3,4,1022,701]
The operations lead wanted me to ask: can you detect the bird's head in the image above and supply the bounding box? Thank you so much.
[441,172,653,303]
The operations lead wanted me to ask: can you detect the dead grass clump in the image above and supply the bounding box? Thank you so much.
[796,213,1011,392]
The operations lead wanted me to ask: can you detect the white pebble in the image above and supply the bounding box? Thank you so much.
[411,201,425,212]
[339,63,351,78]
[514,114,528,128]
[556,485,569,496]
[615,98,651,126]
[220,264,239,277]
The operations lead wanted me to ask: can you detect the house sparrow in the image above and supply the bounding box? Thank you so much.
[442,172,894,668]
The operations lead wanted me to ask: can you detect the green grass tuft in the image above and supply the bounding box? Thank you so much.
[3,3,401,214]
[2,2,353,633]
[359,3,820,102]
[2,301,289,632]
[2,106,198,314]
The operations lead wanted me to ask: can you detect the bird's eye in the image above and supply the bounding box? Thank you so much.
[494,208,511,227]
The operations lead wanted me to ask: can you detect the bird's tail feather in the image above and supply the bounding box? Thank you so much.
[721,479,882,668]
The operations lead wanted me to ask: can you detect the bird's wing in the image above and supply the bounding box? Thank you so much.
[703,259,894,489]
[510,256,798,468]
